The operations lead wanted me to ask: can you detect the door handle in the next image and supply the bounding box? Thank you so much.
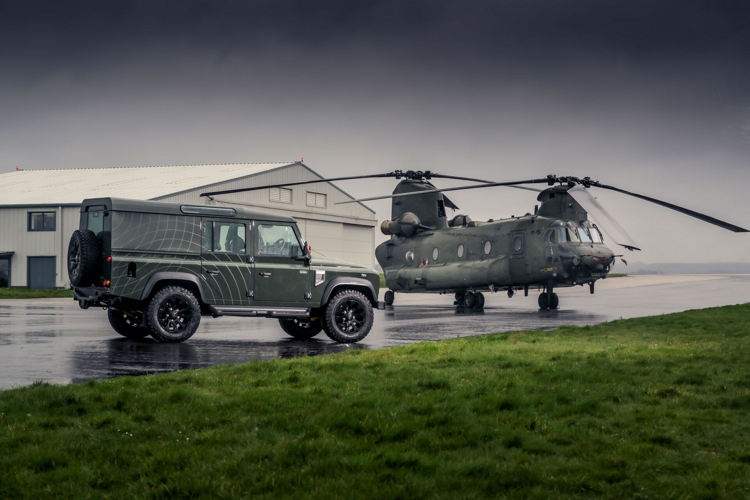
[259,272,272,277]
[206,269,220,275]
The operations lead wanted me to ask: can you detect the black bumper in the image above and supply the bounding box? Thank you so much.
[73,287,112,309]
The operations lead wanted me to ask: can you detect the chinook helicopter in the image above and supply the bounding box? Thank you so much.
[201,171,747,310]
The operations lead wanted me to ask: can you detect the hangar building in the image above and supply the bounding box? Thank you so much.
[0,162,377,289]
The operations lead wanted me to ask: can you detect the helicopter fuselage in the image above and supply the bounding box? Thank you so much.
[376,214,616,294]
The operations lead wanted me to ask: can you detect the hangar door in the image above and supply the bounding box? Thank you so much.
[298,220,374,268]
[342,224,374,268]
[28,257,56,289]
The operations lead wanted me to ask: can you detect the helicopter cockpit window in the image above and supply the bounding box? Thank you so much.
[590,226,602,243]
[577,227,592,243]
[545,230,556,244]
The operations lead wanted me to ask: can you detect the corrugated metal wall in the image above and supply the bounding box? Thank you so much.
[0,206,79,288]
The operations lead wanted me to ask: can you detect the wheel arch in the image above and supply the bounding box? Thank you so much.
[140,272,206,303]
[321,277,377,306]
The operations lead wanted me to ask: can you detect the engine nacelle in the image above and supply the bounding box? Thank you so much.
[380,212,422,237]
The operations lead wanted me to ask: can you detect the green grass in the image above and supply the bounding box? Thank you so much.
[379,273,386,288]
[0,288,74,299]
[607,273,628,278]
[2,304,750,499]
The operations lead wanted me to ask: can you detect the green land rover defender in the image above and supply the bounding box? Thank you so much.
[68,198,381,343]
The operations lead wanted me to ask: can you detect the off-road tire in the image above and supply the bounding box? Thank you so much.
[146,286,201,343]
[279,318,323,339]
[68,230,99,287]
[108,308,150,339]
[384,290,395,306]
[323,289,374,343]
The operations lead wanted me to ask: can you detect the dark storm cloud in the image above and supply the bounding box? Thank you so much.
[0,0,748,262]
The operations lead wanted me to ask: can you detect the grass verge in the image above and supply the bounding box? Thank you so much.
[2,304,750,498]
[0,288,74,299]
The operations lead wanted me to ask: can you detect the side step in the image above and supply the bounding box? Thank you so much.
[208,305,310,318]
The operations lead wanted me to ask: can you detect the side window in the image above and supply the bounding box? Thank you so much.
[577,227,592,243]
[203,221,246,253]
[258,224,303,257]
[545,229,556,244]
[28,211,56,232]
[590,226,602,243]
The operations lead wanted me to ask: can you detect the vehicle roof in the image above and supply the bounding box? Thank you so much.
[82,197,296,223]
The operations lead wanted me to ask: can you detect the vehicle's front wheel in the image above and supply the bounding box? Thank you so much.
[146,286,201,343]
[323,289,374,343]
[279,318,323,339]
[108,308,150,339]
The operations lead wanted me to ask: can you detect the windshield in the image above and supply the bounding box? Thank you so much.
[577,227,592,243]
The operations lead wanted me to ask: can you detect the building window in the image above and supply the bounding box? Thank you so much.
[306,191,327,208]
[270,187,292,204]
[28,212,56,231]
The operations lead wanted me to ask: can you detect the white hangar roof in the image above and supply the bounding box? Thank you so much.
[0,162,361,207]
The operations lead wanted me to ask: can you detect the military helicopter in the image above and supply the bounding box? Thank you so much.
[201,171,747,310]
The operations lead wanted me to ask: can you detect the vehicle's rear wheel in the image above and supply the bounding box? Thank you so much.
[279,318,323,339]
[323,289,374,343]
[67,230,99,287]
[146,286,201,343]
[108,308,149,339]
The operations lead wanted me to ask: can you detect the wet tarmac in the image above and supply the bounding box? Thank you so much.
[1,274,749,389]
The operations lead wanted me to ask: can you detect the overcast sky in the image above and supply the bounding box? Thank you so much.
[1,0,748,263]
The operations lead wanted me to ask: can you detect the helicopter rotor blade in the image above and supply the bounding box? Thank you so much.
[335,178,552,204]
[200,172,398,198]
[566,185,641,251]
[430,173,542,192]
[592,183,749,233]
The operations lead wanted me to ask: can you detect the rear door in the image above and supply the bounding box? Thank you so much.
[201,218,254,305]
[254,221,310,306]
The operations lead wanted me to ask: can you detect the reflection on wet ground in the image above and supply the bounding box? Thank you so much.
[1,275,749,389]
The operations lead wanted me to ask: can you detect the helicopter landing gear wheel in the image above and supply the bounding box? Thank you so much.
[463,292,477,308]
[474,292,485,309]
[454,291,465,306]
[549,293,559,309]
[538,292,549,309]
[384,290,394,306]
[538,292,559,310]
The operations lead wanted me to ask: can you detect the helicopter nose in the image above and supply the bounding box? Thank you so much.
[579,247,615,272]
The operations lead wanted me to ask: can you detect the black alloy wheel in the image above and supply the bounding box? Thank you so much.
[323,289,374,343]
[335,298,365,333]
[146,286,201,343]
[157,297,192,334]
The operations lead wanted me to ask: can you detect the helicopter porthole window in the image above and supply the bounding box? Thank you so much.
[484,241,492,255]
[513,237,523,252]
[405,251,415,263]
[457,244,464,258]
[432,247,439,261]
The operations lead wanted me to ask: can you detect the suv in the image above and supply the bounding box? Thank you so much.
[68,198,381,343]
